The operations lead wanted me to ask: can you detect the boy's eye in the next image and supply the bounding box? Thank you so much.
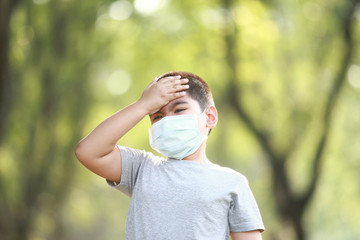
[153,115,163,121]
[175,109,185,113]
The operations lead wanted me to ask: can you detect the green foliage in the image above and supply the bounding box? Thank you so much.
[1,0,360,239]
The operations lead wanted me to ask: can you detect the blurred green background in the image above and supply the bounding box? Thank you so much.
[1,0,360,239]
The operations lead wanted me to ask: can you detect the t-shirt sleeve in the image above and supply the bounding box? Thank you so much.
[229,176,265,233]
[106,146,151,197]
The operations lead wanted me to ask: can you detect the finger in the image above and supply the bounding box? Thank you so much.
[179,78,189,84]
[170,78,188,86]
[167,78,189,92]
[158,75,181,84]
[172,83,189,92]
[148,77,159,88]
[170,91,186,99]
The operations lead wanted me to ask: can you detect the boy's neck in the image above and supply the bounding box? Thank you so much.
[182,143,207,163]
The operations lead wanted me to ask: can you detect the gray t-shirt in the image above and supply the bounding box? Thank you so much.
[108,146,264,240]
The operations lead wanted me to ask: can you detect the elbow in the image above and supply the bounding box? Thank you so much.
[74,141,89,164]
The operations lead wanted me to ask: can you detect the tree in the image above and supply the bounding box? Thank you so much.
[0,0,21,143]
[0,1,96,239]
[221,0,360,239]
[2,0,359,239]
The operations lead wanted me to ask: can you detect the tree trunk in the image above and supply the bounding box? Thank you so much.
[0,1,21,238]
[293,216,305,240]
[0,0,20,143]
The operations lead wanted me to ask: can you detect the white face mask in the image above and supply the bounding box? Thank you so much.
[149,114,208,160]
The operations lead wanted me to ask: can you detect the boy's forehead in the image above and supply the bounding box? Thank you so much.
[157,95,201,113]
[167,95,199,108]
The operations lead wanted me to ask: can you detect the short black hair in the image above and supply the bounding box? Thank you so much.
[157,71,214,111]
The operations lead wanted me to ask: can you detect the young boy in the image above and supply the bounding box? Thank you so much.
[75,71,265,240]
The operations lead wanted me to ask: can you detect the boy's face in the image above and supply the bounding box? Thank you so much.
[149,95,209,135]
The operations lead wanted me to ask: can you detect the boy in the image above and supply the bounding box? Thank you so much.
[75,71,265,240]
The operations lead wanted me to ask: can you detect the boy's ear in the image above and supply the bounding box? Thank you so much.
[206,105,217,128]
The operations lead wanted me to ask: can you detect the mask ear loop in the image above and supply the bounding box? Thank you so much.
[199,107,211,138]
[199,108,210,162]
[201,107,207,115]
[202,106,215,136]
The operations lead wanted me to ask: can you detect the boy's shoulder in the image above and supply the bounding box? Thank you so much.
[209,162,248,182]
[118,146,165,161]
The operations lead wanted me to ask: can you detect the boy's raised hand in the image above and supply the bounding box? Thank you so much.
[76,75,188,183]
[139,75,189,115]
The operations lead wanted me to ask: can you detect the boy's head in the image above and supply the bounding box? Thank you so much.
[149,71,217,159]
[157,71,214,112]
[153,71,217,137]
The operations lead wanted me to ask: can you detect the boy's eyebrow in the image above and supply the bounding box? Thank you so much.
[168,100,188,110]
[151,100,189,116]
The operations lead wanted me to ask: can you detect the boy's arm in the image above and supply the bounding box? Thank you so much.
[230,230,262,240]
[74,76,189,183]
